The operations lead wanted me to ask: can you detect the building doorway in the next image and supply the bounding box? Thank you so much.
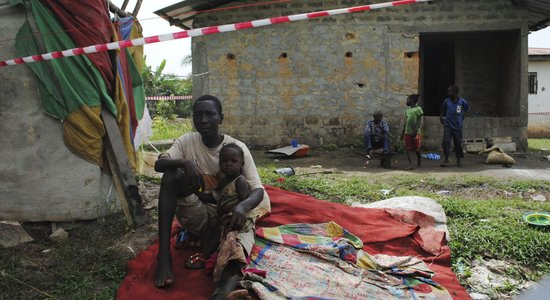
[420,35,455,116]
[419,30,521,117]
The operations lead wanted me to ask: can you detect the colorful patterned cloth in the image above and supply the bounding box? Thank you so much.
[14,0,145,167]
[245,222,453,299]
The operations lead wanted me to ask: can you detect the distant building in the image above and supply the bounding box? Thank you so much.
[157,0,550,151]
[528,48,550,138]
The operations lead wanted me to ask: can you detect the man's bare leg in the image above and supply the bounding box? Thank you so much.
[155,169,189,288]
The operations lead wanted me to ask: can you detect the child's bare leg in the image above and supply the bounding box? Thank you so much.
[203,218,221,257]
[186,219,221,269]
[406,150,414,170]
[416,151,422,168]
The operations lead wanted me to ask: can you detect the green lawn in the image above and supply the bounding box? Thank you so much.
[529,138,550,155]
[150,117,192,141]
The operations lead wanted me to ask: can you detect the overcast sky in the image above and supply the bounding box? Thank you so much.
[112,0,192,76]
[114,1,550,77]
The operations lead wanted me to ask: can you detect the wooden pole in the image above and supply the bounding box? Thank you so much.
[101,108,147,227]
[108,0,131,18]
[132,0,143,17]
[120,0,129,10]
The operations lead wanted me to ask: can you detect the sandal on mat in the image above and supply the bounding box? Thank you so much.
[185,253,206,270]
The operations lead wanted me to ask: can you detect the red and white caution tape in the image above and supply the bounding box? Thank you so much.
[0,0,431,67]
[146,95,193,101]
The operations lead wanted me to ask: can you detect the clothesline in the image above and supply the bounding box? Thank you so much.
[146,95,192,101]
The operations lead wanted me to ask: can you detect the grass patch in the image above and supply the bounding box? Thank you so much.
[151,117,192,141]
[442,197,550,279]
[529,138,550,155]
[258,166,550,281]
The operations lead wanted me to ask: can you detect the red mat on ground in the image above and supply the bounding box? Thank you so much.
[117,186,470,300]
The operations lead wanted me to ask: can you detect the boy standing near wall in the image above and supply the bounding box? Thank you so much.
[402,94,423,170]
[440,85,470,167]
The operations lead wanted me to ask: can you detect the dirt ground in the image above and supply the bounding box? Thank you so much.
[252,148,550,180]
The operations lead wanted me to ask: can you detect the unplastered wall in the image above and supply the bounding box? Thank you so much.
[192,0,528,147]
[454,30,521,118]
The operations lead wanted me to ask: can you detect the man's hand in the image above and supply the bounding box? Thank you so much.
[440,116,445,125]
[229,203,247,231]
[182,160,204,192]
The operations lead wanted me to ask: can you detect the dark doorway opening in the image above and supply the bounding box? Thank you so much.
[420,37,455,116]
[419,30,520,117]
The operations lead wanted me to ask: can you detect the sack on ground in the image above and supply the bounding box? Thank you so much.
[479,146,516,165]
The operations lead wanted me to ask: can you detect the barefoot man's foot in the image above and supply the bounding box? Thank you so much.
[155,253,174,288]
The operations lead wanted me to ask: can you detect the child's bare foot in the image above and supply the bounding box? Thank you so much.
[210,289,251,300]
[440,160,450,167]
[227,289,253,300]
[154,254,174,288]
[407,166,414,170]
[210,274,241,300]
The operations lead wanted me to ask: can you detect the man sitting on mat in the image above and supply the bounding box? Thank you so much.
[153,95,269,299]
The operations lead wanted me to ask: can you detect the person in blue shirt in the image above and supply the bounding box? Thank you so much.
[364,111,391,157]
[440,85,470,167]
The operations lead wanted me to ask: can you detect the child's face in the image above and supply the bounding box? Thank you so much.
[219,148,243,176]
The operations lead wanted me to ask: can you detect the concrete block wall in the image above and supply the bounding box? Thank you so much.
[192,0,529,149]
[455,35,501,116]
[423,117,528,151]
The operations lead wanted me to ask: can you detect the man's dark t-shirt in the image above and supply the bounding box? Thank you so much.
[441,97,469,130]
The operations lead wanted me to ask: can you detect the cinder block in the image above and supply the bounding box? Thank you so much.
[492,136,513,143]
[495,142,516,152]
[464,138,486,153]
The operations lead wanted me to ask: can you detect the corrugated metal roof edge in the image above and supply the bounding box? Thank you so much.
[155,0,550,31]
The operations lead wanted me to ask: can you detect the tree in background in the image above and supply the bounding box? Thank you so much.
[142,56,192,118]
[141,57,192,96]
